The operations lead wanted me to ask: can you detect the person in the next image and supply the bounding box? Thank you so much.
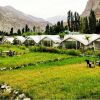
[8,50,13,57]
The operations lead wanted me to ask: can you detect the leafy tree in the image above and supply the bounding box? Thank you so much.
[33,26,36,32]
[49,26,53,35]
[45,24,50,34]
[22,28,25,34]
[61,20,64,32]
[74,12,80,31]
[67,11,80,32]
[89,10,96,34]
[84,17,90,34]
[17,29,21,35]
[67,10,71,31]
[25,24,29,32]
[96,20,100,34]
[10,27,13,35]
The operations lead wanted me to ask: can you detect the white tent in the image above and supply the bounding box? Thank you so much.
[40,35,61,47]
[25,35,46,45]
[2,36,14,44]
[86,34,100,45]
[41,35,61,43]
[62,35,89,46]
[14,36,26,44]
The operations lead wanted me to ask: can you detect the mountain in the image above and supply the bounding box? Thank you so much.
[46,15,67,25]
[82,0,100,19]
[0,6,50,33]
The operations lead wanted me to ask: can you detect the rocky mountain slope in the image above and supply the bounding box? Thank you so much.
[0,6,50,33]
[82,0,100,19]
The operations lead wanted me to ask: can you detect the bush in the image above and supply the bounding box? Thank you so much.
[84,50,94,55]
[66,50,81,56]
[29,46,81,56]
[95,51,100,58]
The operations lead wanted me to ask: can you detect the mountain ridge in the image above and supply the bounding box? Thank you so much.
[0,6,50,33]
[82,0,100,19]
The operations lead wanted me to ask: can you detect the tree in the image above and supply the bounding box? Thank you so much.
[67,10,71,31]
[33,26,36,32]
[80,17,84,33]
[25,24,29,32]
[17,29,21,35]
[10,27,13,35]
[61,20,64,32]
[84,17,90,34]
[96,19,100,34]
[74,12,80,31]
[49,26,53,35]
[89,10,96,34]
[22,28,25,34]
[45,24,50,34]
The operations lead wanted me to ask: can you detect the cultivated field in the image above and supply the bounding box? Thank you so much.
[0,45,100,99]
[0,63,100,99]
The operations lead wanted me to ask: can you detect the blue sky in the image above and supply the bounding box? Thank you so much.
[0,0,88,19]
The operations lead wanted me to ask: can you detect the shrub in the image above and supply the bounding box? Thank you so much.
[95,51,100,58]
[29,46,81,56]
[66,49,81,56]
[84,50,94,55]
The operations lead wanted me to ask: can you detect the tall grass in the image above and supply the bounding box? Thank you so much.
[0,63,100,99]
[0,52,68,69]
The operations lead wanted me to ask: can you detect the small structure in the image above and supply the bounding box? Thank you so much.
[25,35,45,46]
[61,35,88,49]
[13,36,26,45]
[40,35,61,47]
[87,34,100,50]
[2,36,14,44]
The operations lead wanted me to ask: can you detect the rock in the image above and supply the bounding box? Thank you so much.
[13,90,19,95]
[23,98,31,100]
[1,83,7,89]
[18,93,26,99]
[5,86,12,93]
[82,0,100,19]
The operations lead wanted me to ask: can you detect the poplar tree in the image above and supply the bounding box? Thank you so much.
[89,10,96,34]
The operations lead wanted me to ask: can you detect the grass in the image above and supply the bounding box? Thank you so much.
[0,45,100,99]
[0,56,100,99]
[0,52,69,69]
[0,44,28,54]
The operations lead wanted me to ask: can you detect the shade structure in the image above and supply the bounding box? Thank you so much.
[2,36,14,44]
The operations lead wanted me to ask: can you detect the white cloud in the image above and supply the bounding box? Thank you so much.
[0,0,88,19]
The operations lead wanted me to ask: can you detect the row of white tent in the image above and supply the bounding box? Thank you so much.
[1,34,100,49]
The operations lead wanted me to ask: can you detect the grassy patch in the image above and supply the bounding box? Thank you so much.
[0,60,100,99]
[0,52,68,69]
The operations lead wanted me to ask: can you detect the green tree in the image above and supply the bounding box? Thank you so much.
[96,19,100,34]
[10,27,13,35]
[25,24,29,32]
[33,26,36,32]
[45,24,50,34]
[61,20,64,32]
[67,10,71,31]
[84,17,90,34]
[89,10,96,34]
[80,17,84,33]
[74,12,80,31]
[22,28,25,34]
[17,29,21,35]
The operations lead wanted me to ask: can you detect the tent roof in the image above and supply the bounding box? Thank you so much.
[41,35,61,43]
[3,36,14,43]
[14,36,26,43]
[26,35,45,43]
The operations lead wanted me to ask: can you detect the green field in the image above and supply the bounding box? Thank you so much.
[0,45,100,99]
[0,55,100,99]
